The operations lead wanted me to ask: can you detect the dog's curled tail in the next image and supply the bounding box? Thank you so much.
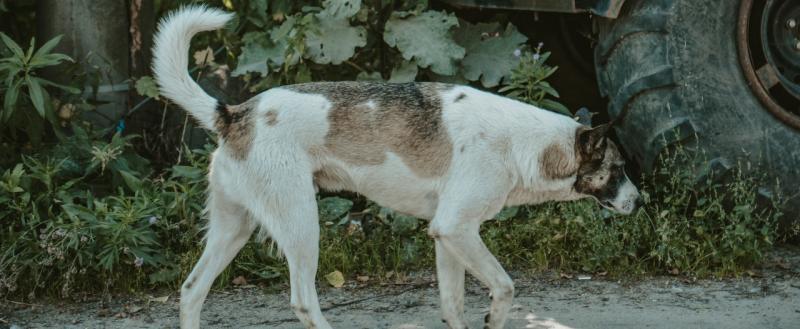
[152,6,233,131]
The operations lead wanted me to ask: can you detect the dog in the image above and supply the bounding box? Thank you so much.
[153,6,640,329]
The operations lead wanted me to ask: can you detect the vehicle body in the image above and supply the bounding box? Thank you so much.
[442,0,626,18]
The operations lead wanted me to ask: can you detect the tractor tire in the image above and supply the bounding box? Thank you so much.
[594,0,800,217]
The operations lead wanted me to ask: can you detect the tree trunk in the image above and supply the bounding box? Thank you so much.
[36,0,154,129]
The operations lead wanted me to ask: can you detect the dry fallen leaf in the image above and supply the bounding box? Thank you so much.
[325,270,345,288]
[232,276,248,286]
[193,46,215,66]
[559,272,573,279]
[149,296,169,303]
[356,275,370,283]
[668,268,680,275]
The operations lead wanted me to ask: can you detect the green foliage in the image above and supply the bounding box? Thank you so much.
[304,0,367,65]
[484,142,781,277]
[384,10,465,75]
[224,0,531,89]
[499,44,570,115]
[388,60,418,83]
[0,33,79,142]
[0,0,787,301]
[0,129,785,299]
[134,76,160,100]
[0,136,203,298]
[232,30,286,77]
[453,21,527,87]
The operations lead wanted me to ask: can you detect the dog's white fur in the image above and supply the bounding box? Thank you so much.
[153,6,639,329]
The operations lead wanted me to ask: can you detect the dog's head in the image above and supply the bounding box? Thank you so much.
[573,124,640,215]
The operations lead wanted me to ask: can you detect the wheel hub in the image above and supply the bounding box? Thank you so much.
[764,0,800,97]
[738,0,800,129]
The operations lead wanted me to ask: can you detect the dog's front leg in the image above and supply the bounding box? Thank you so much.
[431,166,515,329]
[431,220,514,329]
[435,241,467,328]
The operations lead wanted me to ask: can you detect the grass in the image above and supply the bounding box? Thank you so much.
[0,133,788,300]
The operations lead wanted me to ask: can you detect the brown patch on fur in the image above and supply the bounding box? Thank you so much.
[539,143,578,180]
[265,110,278,126]
[287,82,453,178]
[215,98,259,160]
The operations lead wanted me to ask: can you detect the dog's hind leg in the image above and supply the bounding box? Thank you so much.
[180,188,255,329]
[435,241,467,329]
[248,171,331,329]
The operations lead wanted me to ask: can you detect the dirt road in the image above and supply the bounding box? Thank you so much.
[4,268,799,329]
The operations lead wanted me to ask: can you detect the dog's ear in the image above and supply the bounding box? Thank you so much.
[577,123,611,161]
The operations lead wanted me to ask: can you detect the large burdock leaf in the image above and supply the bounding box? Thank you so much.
[304,0,366,65]
[384,11,465,76]
[135,76,159,100]
[321,0,361,20]
[318,196,353,222]
[232,31,286,77]
[305,15,366,65]
[389,60,418,83]
[453,21,527,87]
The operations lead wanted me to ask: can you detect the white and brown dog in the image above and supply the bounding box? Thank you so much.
[153,6,640,329]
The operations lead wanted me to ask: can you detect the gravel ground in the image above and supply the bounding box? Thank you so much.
[3,249,800,329]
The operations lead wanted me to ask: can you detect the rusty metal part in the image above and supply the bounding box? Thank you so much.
[438,0,626,18]
[737,0,800,130]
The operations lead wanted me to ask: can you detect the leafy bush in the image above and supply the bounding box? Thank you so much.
[499,43,569,115]
[0,126,174,298]
[0,0,786,300]
[0,33,79,144]
[176,0,531,91]
[483,143,781,277]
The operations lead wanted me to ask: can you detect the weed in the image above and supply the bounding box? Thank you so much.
[0,32,80,143]
[498,43,570,115]
[0,132,783,299]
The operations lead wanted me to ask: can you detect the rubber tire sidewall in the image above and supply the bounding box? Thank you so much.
[595,0,800,216]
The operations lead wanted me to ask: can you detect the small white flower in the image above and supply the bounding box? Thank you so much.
[147,216,158,225]
[134,256,144,268]
[513,49,522,57]
[532,53,541,61]
[538,42,544,48]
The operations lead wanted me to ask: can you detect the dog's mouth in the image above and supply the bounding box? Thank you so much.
[600,200,614,209]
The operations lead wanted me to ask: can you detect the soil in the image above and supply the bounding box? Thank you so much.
[3,248,800,329]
